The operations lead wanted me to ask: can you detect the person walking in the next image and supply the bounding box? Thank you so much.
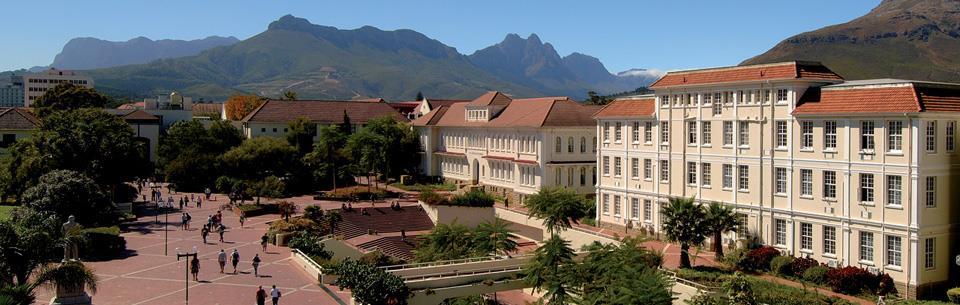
[255,286,267,305]
[190,256,200,281]
[217,249,227,273]
[181,213,188,230]
[270,285,282,305]
[201,226,209,244]
[239,213,246,228]
[231,249,240,274]
[218,223,226,242]
[260,234,269,252]
[197,197,202,209]
[252,254,262,277]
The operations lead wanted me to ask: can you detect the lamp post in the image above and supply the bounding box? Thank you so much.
[176,246,198,305]
[164,205,169,256]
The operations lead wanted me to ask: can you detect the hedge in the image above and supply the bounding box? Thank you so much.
[236,203,279,217]
[448,190,495,207]
[80,226,126,260]
[949,287,960,304]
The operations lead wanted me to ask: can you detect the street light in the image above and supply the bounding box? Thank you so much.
[164,204,169,256]
[176,246,198,305]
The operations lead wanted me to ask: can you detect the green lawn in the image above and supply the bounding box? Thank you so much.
[389,182,457,192]
[0,205,14,221]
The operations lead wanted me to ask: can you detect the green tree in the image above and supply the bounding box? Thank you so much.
[523,187,588,234]
[339,111,352,135]
[525,234,577,305]
[244,176,285,205]
[222,137,298,181]
[285,117,316,156]
[207,120,244,151]
[305,125,348,190]
[415,91,424,101]
[660,197,708,268]
[704,202,741,260]
[330,260,409,305]
[473,218,518,257]
[413,222,474,262]
[347,116,420,184]
[724,272,757,305]
[21,170,114,226]
[345,128,383,190]
[281,91,298,101]
[32,83,111,118]
[323,211,343,235]
[0,211,61,286]
[577,237,670,305]
[0,284,36,305]
[158,120,242,192]
[32,261,98,299]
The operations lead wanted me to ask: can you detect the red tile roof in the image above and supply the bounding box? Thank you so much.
[593,96,656,118]
[794,81,960,115]
[413,92,596,128]
[468,91,512,106]
[192,103,223,116]
[917,86,960,112]
[241,100,408,124]
[0,108,39,130]
[650,61,843,88]
[424,99,469,109]
[105,109,162,123]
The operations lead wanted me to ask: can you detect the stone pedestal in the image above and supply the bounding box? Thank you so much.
[49,283,92,305]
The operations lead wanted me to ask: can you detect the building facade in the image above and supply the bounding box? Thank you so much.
[413,91,599,204]
[0,75,24,108]
[23,69,93,107]
[594,61,960,299]
[240,99,408,140]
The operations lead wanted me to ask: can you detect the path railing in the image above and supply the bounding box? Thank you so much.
[379,254,532,271]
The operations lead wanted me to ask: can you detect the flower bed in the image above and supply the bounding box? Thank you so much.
[315,186,398,201]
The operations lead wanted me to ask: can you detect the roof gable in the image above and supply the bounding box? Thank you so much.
[0,108,39,130]
[650,61,843,88]
[242,100,408,124]
[593,97,656,119]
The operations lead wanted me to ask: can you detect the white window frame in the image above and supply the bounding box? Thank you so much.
[886,235,902,268]
[614,122,623,142]
[643,122,653,143]
[659,160,669,183]
[860,232,874,263]
[886,175,902,207]
[925,238,935,269]
[738,121,750,147]
[630,198,640,220]
[701,121,712,145]
[823,226,836,256]
[701,163,711,187]
[722,121,733,146]
[775,120,788,149]
[824,121,837,150]
[614,157,622,177]
[860,173,875,204]
[800,169,813,197]
[602,156,610,176]
[630,158,639,179]
[823,171,836,200]
[800,223,813,251]
[774,167,787,195]
[687,162,697,185]
[800,121,813,150]
[888,121,903,153]
[632,122,640,143]
[613,196,621,217]
[643,159,652,180]
[861,121,875,153]
[687,121,697,145]
[601,194,609,214]
[948,121,956,152]
[776,88,789,103]
[737,165,749,192]
[660,121,669,145]
[926,121,937,153]
[643,199,652,221]
[926,176,937,208]
[774,219,786,246]
[722,164,733,189]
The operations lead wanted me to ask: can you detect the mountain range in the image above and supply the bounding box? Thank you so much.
[744,0,960,83]
[65,15,656,101]
[48,36,239,70]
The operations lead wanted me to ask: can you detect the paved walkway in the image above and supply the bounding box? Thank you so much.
[34,188,352,305]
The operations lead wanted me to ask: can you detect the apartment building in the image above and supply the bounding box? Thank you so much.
[413,91,600,204]
[0,75,24,107]
[23,68,93,107]
[594,61,960,298]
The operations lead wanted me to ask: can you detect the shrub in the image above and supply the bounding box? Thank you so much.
[790,257,820,277]
[947,288,960,304]
[303,205,324,223]
[359,251,403,266]
[676,266,731,287]
[890,301,955,305]
[876,272,898,296]
[236,203,279,217]
[418,189,449,206]
[266,218,317,242]
[448,190,495,207]
[826,266,874,294]
[802,265,829,284]
[770,255,795,276]
[741,246,780,271]
[288,231,332,261]
[749,276,855,305]
[723,247,749,270]
[80,226,126,260]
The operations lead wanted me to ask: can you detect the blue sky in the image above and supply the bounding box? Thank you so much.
[0,0,879,73]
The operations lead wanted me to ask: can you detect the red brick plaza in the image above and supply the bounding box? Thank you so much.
[34,189,353,305]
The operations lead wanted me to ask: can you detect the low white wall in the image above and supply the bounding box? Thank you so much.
[290,250,322,282]
[494,207,615,249]
[419,201,495,228]
[320,237,363,261]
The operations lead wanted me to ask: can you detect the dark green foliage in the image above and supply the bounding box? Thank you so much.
[158,120,243,192]
[0,284,35,305]
[358,251,402,267]
[329,259,409,305]
[448,190,495,207]
[413,222,474,262]
[287,231,332,261]
[890,301,955,305]
[22,170,115,226]
[724,272,758,305]
[285,117,316,156]
[523,187,589,234]
[704,202,741,260]
[345,116,420,181]
[302,205,324,223]
[524,234,577,305]
[947,288,960,304]
[303,125,349,190]
[769,255,794,277]
[660,197,708,268]
[578,237,671,305]
[472,218,519,257]
[802,265,829,285]
[222,137,298,181]
[32,83,111,118]
[80,226,126,260]
[0,210,61,286]
[417,189,448,206]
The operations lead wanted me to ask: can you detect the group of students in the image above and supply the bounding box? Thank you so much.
[255,285,282,305]
[201,211,227,244]
[189,249,264,281]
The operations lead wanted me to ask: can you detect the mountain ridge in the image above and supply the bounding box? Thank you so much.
[50,36,240,70]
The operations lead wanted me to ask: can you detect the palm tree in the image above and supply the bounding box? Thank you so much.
[704,202,741,260]
[474,218,519,257]
[525,234,577,305]
[523,187,588,234]
[0,284,36,305]
[660,197,708,268]
[277,201,297,221]
[324,211,343,235]
[33,261,97,299]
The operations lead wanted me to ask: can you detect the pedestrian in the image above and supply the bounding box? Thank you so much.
[181,213,188,230]
[231,249,240,274]
[270,285,282,305]
[205,187,212,200]
[255,286,267,305]
[197,197,202,209]
[260,234,269,252]
[190,256,200,281]
[218,223,226,242]
[239,213,246,228]
[201,226,209,244]
[179,197,184,210]
[252,254,261,277]
[185,212,192,230]
[218,249,227,273]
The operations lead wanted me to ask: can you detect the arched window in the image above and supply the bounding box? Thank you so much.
[580,137,586,153]
[580,167,586,186]
[568,137,574,153]
[556,168,562,185]
[556,137,562,153]
[592,137,598,152]
[568,167,574,186]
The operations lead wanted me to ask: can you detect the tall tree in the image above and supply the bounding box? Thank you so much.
[473,218,519,257]
[21,170,114,226]
[221,137,298,180]
[304,125,348,189]
[224,94,265,120]
[31,83,111,118]
[285,117,316,156]
[330,260,409,305]
[415,91,424,101]
[339,110,352,135]
[413,222,474,262]
[523,187,588,234]
[660,197,708,268]
[525,234,577,305]
[704,202,741,259]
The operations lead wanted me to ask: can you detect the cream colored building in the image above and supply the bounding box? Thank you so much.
[594,61,960,299]
[239,99,408,140]
[413,91,600,204]
[23,68,93,107]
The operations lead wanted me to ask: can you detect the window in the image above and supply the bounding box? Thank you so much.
[926,176,937,207]
[860,174,875,203]
[660,95,669,106]
[602,156,610,175]
[568,137,574,153]
[613,196,621,216]
[592,137,597,152]
[762,89,771,103]
[580,137,586,153]
[615,122,622,142]
[927,121,937,152]
[823,226,836,255]
[643,159,652,180]
[687,162,697,185]
[643,200,652,221]
[701,163,711,187]
[722,164,733,189]
[556,168,561,185]
[556,137,562,153]
[687,121,697,145]
[824,121,837,150]
[644,122,653,143]
[580,168,586,186]
[774,219,786,245]
[887,175,902,207]
[800,169,813,197]
[823,171,836,199]
[925,238,936,269]
[776,89,788,102]
[614,157,622,177]
[738,121,749,147]
[660,160,669,182]
[886,235,902,267]
[801,121,813,149]
[660,121,669,144]
[737,165,749,191]
[888,121,903,152]
[631,158,639,178]
[702,122,712,145]
[800,223,813,251]
[723,121,734,146]
[774,167,787,195]
[567,167,573,186]
[948,121,956,152]
[631,198,640,220]
[860,232,874,263]
[861,121,875,152]
[603,122,610,141]
[602,194,609,214]
[775,121,788,148]
[632,122,640,142]
[712,97,722,115]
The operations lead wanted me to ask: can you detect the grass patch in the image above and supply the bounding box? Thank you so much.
[389,182,456,192]
[0,205,14,221]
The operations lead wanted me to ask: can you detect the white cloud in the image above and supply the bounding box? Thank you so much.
[616,68,665,78]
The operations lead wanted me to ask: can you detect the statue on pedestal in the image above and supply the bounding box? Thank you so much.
[49,216,93,305]
[61,215,82,262]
